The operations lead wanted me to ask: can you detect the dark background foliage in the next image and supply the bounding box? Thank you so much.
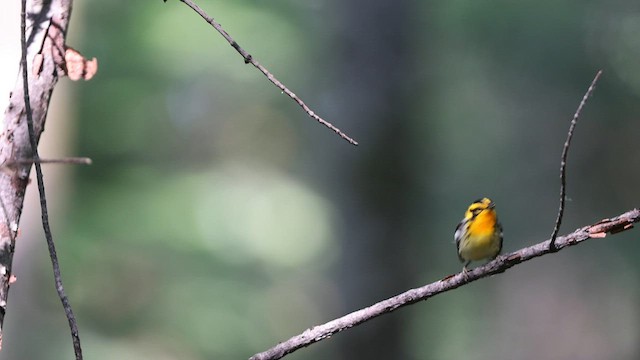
[1,0,639,359]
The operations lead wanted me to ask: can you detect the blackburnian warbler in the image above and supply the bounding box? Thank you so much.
[454,198,503,272]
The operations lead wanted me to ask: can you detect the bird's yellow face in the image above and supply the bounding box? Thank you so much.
[464,198,497,237]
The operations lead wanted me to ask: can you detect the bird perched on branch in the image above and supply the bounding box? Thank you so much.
[454,198,503,273]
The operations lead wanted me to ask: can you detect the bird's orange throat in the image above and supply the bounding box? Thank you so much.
[468,210,497,236]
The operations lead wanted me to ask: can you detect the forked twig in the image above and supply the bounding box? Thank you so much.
[167,0,358,146]
[250,71,610,360]
[549,70,603,251]
[249,208,639,360]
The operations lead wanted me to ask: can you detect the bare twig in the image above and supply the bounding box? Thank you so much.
[549,70,603,251]
[5,157,92,166]
[249,208,639,360]
[20,0,82,358]
[168,0,359,146]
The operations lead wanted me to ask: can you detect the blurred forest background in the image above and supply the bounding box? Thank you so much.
[1,0,639,359]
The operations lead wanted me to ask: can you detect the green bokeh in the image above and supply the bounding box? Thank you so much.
[4,0,640,359]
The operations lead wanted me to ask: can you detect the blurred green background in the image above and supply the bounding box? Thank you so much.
[2,0,640,359]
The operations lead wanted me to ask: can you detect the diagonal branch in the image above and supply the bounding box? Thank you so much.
[167,0,359,146]
[249,208,639,360]
[549,70,603,250]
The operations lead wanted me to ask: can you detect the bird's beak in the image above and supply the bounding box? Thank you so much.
[489,202,496,209]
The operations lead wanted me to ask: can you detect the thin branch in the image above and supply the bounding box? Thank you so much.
[20,0,83,358]
[249,208,639,360]
[169,0,358,146]
[549,70,603,251]
[5,157,92,166]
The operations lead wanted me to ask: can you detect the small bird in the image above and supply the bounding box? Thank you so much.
[454,198,503,272]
